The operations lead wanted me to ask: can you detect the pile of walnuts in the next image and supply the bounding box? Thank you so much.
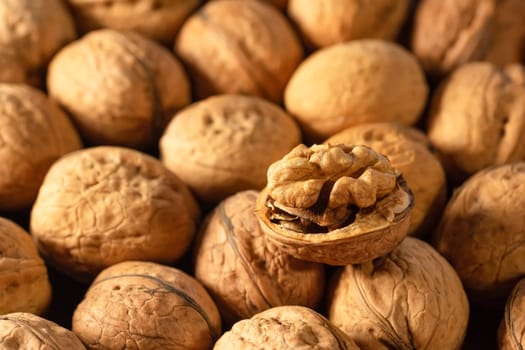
[1,0,524,349]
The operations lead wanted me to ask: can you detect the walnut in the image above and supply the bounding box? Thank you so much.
[411,0,525,77]
[434,162,525,306]
[0,84,82,211]
[0,218,51,315]
[213,305,360,350]
[287,0,410,48]
[328,237,469,350]
[30,146,200,282]
[427,62,525,182]
[160,94,301,203]
[284,40,428,143]
[72,261,221,350]
[194,190,325,327]
[326,123,447,237]
[174,0,303,103]
[47,29,190,149]
[255,143,414,265]
[0,313,86,349]
[499,279,525,350]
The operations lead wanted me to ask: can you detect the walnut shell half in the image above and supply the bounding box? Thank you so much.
[499,279,525,350]
[255,143,414,265]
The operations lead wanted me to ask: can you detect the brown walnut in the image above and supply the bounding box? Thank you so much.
[256,143,414,265]
[499,279,525,350]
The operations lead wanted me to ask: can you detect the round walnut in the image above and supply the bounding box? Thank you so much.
[0,84,82,211]
[213,305,359,350]
[255,143,414,265]
[284,40,428,143]
[499,279,525,350]
[434,162,525,306]
[287,0,410,48]
[0,313,86,349]
[0,218,51,316]
[328,237,469,350]
[47,29,190,150]
[412,0,525,77]
[30,146,200,282]
[160,94,301,203]
[427,62,525,182]
[73,261,221,350]
[175,0,303,103]
[194,190,325,326]
[326,123,447,237]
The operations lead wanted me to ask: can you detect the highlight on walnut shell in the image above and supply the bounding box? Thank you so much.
[255,143,414,265]
[499,279,525,350]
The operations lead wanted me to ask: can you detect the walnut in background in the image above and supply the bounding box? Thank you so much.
[499,279,525,350]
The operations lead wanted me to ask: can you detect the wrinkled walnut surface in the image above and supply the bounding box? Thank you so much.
[328,237,469,350]
[0,84,81,211]
[194,190,325,326]
[73,261,221,350]
[160,94,301,203]
[48,29,190,149]
[0,218,51,316]
[213,305,359,350]
[30,146,200,282]
[284,40,428,142]
[499,279,525,350]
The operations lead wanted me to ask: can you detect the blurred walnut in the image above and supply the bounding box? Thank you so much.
[194,190,325,326]
[0,84,81,211]
[288,0,410,48]
[499,279,525,350]
[0,218,51,315]
[48,29,190,149]
[412,0,525,76]
[327,123,447,237]
[284,40,428,142]
[0,313,85,349]
[214,305,359,350]
[175,0,303,103]
[256,143,413,265]
[328,237,469,350]
[30,146,200,282]
[160,95,301,203]
[434,163,525,306]
[427,62,525,182]
[73,261,221,350]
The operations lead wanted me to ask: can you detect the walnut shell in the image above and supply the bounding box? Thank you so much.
[30,146,200,282]
[72,261,221,350]
[499,279,525,350]
[175,0,303,103]
[287,0,410,48]
[328,237,469,350]
[427,62,525,181]
[284,40,428,142]
[326,123,447,237]
[160,94,301,203]
[0,218,51,315]
[213,305,359,350]
[255,143,414,265]
[0,313,86,349]
[434,162,525,305]
[0,84,82,211]
[194,190,325,326]
[47,29,190,149]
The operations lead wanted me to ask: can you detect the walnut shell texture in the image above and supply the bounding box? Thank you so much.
[30,146,200,282]
[72,261,221,350]
[499,279,525,350]
[328,237,469,350]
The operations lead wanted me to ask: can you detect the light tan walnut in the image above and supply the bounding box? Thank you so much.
[30,146,200,282]
[72,261,221,350]
[0,218,51,316]
[213,305,360,350]
[284,40,428,142]
[499,279,525,350]
[175,0,303,103]
[328,237,469,350]
[160,94,301,203]
[256,143,413,265]
[47,29,190,150]
[0,84,82,211]
[194,190,325,327]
